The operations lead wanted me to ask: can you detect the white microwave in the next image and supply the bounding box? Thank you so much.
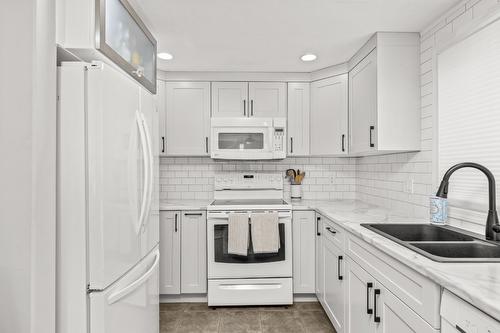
[210,117,287,160]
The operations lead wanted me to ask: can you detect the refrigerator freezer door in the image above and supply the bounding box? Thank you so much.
[90,246,159,333]
[87,62,148,290]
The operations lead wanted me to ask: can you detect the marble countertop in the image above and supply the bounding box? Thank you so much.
[159,198,500,321]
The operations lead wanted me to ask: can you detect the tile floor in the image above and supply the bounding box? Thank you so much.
[160,302,336,333]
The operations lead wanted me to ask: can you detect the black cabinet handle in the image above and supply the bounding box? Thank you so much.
[290,137,293,154]
[374,289,381,323]
[337,256,343,280]
[316,217,321,236]
[184,213,203,216]
[174,213,178,232]
[369,126,375,148]
[161,136,165,153]
[243,100,246,116]
[325,227,337,234]
[455,325,466,333]
[205,137,209,153]
[250,99,254,116]
[341,134,345,152]
[366,282,373,314]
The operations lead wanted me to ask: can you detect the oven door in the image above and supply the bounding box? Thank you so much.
[207,211,292,279]
[210,118,274,160]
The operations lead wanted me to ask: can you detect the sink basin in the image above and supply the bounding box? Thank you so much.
[409,242,500,260]
[361,223,500,262]
[363,224,474,242]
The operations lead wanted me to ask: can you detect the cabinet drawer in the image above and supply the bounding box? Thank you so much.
[346,234,441,328]
[322,217,345,250]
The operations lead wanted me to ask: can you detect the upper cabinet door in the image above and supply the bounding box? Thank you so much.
[248,82,287,117]
[165,82,211,156]
[310,75,348,156]
[156,80,166,155]
[287,83,310,156]
[98,0,157,93]
[349,49,377,154]
[211,82,249,118]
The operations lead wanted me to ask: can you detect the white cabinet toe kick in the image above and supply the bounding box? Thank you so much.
[208,278,293,306]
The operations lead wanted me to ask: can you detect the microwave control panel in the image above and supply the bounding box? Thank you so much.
[273,128,284,151]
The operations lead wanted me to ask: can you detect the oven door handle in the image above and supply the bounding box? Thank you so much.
[207,212,292,219]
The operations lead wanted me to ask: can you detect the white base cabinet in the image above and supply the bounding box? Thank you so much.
[292,211,315,293]
[160,210,207,295]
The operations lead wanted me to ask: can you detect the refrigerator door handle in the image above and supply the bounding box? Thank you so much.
[107,248,160,305]
[136,111,150,234]
[140,112,154,232]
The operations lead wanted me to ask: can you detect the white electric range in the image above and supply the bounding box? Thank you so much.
[206,172,293,306]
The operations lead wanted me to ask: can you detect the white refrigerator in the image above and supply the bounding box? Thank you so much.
[57,61,159,333]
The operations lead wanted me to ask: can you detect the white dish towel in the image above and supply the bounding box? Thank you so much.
[228,213,249,256]
[251,212,280,254]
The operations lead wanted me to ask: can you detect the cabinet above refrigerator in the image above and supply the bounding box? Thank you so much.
[57,0,157,93]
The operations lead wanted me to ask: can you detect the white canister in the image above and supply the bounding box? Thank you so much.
[291,184,302,200]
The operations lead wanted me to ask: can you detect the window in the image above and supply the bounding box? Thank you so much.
[437,17,500,213]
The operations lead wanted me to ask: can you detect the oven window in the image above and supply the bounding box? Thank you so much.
[214,224,285,263]
[218,133,264,150]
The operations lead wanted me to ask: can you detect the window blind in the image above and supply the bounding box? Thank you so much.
[437,18,500,212]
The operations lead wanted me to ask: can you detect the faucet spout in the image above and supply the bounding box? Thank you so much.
[436,162,500,241]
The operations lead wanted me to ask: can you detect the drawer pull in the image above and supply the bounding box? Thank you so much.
[184,213,203,216]
[337,256,343,280]
[366,282,373,314]
[374,289,381,323]
[316,217,321,236]
[326,226,337,234]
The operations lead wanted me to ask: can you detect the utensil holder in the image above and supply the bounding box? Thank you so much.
[291,184,302,200]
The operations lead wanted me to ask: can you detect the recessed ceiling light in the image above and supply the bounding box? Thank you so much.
[158,52,173,60]
[301,54,317,62]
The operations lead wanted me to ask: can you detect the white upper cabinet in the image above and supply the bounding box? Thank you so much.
[349,50,377,154]
[156,80,166,155]
[248,82,287,117]
[165,82,211,156]
[287,83,310,156]
[212,82,286,118]
[348,32,421,156]
[310,75,348,156]
[211,82,248,118]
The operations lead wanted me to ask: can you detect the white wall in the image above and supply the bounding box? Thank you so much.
[355,0,500,232]
[0,1,56,332]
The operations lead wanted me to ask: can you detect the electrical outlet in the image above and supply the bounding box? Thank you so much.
[405,178,414,194]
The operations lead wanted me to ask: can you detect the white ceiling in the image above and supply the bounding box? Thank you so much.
[133,0,461,72]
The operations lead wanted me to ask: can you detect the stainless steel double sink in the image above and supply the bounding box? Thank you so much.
[361,224,500,262]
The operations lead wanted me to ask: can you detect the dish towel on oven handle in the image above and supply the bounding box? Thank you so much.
[251,212,280,254]
[228,213,249,256]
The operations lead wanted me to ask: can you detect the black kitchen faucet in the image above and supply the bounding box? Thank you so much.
[436,162,500,241]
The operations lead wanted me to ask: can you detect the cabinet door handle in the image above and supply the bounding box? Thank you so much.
[250,99,254,116]
[366,282,373,314]
[337,256,343,280]
[455,325,466,333]
[290,137,293,154]
[316,217,321,236]
[174,213,178,232]
[374,289,381,323]
[243,100,246,116]
[341,134,345,152]
[161,136,165,153]
[369,126,375,148]
[184,213,203,216]
[325,226,337,234]
[205,137,209,153]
